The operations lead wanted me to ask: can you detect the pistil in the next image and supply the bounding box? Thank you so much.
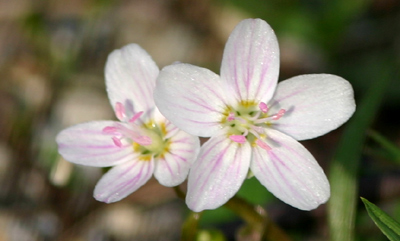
[226,102,286,151]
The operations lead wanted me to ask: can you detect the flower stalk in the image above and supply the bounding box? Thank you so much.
[176,186,292,241]
[225,196,292,241]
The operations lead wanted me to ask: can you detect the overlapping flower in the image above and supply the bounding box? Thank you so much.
[154,19,356,211]
[56,44,200,203]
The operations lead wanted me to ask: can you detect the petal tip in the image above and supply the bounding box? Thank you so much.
[94,190,122,204]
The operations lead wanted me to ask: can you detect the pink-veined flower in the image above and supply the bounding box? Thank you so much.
[56,44,200,203]
[154,19,356,211]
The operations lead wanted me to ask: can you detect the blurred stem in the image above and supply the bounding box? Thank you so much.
[328,58,392,241]
[181,211,203,241]
[174,185,186,199]
[174,186,202,241]
[367,129,400,164]
[174,186,291,241]
[225,196,292,241]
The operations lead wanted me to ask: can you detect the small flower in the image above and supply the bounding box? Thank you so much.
[154,19,356,211]
[56,44,200,203]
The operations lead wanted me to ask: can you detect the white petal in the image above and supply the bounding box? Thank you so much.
[153,129,200,186]
[186,132,252,212]
[270,74,355,140]
[220,18,279,102]
[250,129,330,210]
[56,121,138,167]
[105,44,159,114]
[154,63,229,137]
[94,159,154,203]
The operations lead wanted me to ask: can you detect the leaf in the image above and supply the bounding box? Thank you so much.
[361,197,400,241]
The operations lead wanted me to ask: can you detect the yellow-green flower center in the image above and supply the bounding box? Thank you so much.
[133,121,170,161]
[219,100,286,151]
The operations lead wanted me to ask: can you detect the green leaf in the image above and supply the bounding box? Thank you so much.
[361,197,400,241]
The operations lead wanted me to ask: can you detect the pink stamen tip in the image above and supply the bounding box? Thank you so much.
[259,102,268,113]
[272,109,286,120]
[134,136,152,146]
[112,136,123,147]
[103,126,117,133]
[255,139,272,151]
[227,112,235,121]
[129,111,143,123]
[229,135,246,144]
[115,102,126,120]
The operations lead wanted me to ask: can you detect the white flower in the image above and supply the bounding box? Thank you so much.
[56,44,200,203]
[154,19,355,212]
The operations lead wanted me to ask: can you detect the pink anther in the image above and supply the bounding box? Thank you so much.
[129,111,143,123]
[229,135,246,144]
[272,109,286,120]
[115,102,126,121]
[259,102,268,113]
[255,139,271,151]
[112,136,123,147]
[102,126,118,133]
[227,112,235,121]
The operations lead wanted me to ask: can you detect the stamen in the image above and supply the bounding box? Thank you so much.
[112,136,123,147]
[255,139,271,151]
[129,111,143,123]
[249,129,261,139]
[272,109,286,120]
[251,126,264,134]
[248,111,261,121]
[227,112,235,121]
[254,108,287,124]
[133,136,152,146]
[229,135,246,144]
[235,116,247,124]
[259,102,268,113]
[241,128,249,137]
[115,102,126,121]
[103,126,118,133]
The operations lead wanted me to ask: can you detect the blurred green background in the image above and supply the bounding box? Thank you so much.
[0,0,399,240]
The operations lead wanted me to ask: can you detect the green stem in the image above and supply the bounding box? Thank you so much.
[174,186,202,241]
[224,196,292,241]
[328,57,392,241]
[181,211,203,241]
[173,185,186,199]
[367,129,400,164]
[174,186,292,241]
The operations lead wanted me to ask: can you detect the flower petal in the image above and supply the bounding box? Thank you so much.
[220,18,279,102]
[154,129,200,186]
[105,44,159,114]
[186,132,252,212]
[269,74,355,140]
[56,121,138,167]
[250,129,330,210]
[154,63,229,137]
[94,159,154,203]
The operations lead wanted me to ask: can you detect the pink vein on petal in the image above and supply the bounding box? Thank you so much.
[194,140,231,194]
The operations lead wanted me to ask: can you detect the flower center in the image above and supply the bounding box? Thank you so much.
[134,120,170,160]
[103,102,170,160]
[222,101,286,151]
